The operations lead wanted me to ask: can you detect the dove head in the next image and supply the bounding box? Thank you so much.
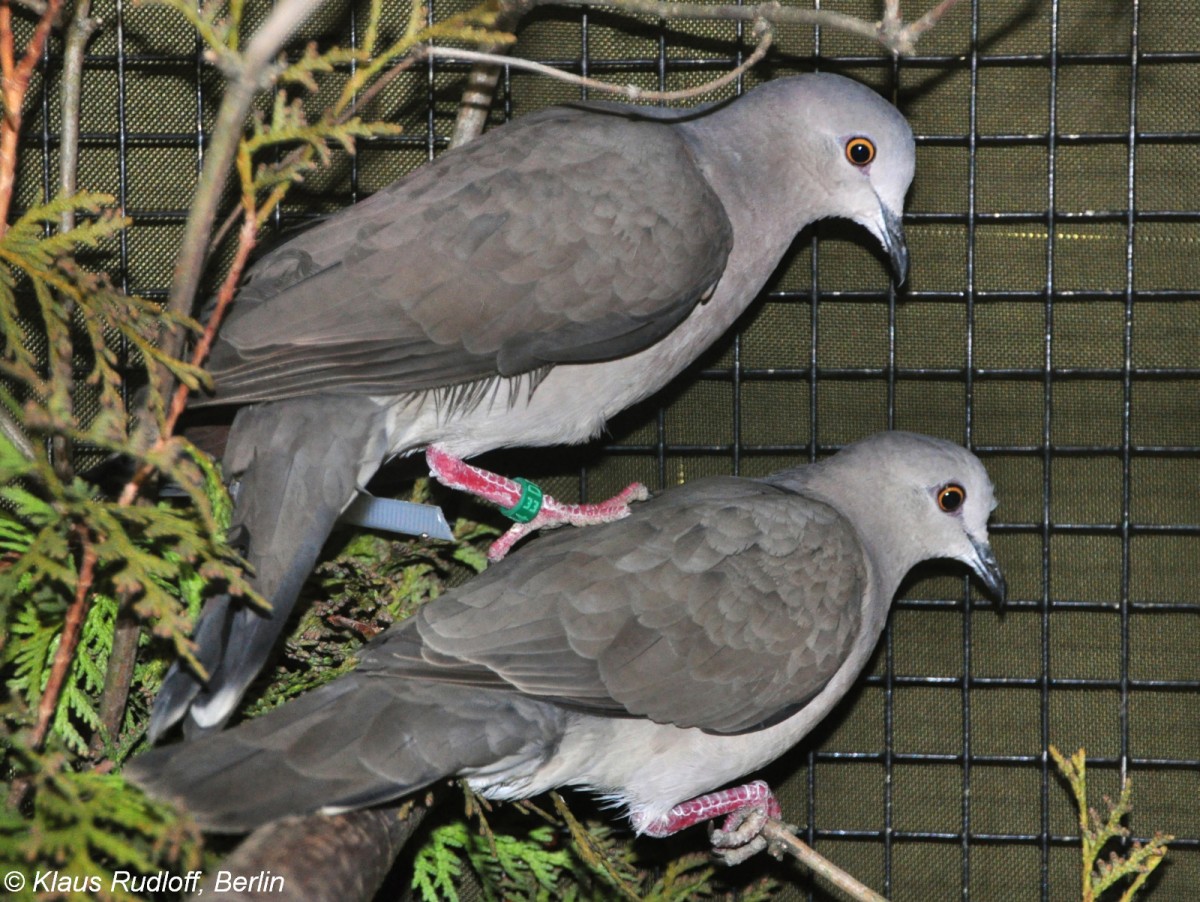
[791,431,1005,605]
[728,74,916,282]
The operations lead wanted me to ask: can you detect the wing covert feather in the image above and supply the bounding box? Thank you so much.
[201,107,733,405]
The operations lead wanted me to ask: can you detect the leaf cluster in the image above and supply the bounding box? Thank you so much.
[0,735,203,902]
[411,788,778,902]
[1051,746,1173,902]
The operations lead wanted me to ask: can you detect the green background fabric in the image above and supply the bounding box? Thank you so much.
[15,0,1197,898]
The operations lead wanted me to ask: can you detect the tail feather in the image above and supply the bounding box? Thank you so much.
[148,396,391,740]
[129,668,568,832]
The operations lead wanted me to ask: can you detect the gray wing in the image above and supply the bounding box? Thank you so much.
[201,106,733,406]
[363,477,868,734]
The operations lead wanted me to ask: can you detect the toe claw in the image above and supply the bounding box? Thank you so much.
[708,805,771,864]
[713,834,767,866]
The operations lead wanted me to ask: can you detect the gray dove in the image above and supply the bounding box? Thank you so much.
[129,432,1004,862]
[150,73,916,742]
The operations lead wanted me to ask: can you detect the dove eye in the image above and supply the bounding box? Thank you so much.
[937,484,966,513]
[845,137,876,167]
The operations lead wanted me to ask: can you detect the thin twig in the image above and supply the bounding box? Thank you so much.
[424,22,771,104]
[48,0,101,488]
[902,0,964,46]
[30,523,97,749]
[0,401,34,458]
[0,0,67,233]
[545,0,962,56]
[554,0,879,46]
[92,614,139,755]
[761,819,890,902]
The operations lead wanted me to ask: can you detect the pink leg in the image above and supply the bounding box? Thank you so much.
[639,780,782,839]
[425,445,649,562]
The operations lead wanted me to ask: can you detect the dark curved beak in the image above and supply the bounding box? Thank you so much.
[968,537,1006,608]
[881,204,908,285]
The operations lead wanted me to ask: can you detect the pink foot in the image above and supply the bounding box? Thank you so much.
[639,780,786,865]
[640,780,782,837]
[425,445,649,562]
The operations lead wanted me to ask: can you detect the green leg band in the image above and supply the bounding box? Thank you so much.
[499,478,544,524]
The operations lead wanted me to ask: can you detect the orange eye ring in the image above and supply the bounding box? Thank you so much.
[937,484,966,513]
[845,137,876,167]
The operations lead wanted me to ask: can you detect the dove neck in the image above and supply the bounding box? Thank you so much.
[679,90,838,243]
[772,463,923,603]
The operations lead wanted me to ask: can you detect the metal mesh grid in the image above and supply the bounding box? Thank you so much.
[15,0,1198,899]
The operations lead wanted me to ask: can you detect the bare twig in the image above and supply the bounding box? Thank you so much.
[48,0,101,489]
[59,0,101,232]
[761,819,890,902]
[0,0,67,233]
[9,0,47,15]
[0,401,34,458]
[439,0,960,136]
[425,19,772,104]
[545,0,962,56]
[92,614,139,755]
[901,0,965,47]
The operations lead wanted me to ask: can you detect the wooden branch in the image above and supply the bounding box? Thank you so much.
[761,819,890,902]
[449,0,532,147]
[0,0,67,233]
[191,803,427,902]
[92,612,139,755]
[59,0,100,231]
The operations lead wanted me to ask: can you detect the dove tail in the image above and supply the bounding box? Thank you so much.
[130,663,567,832]
[148,396,391,741]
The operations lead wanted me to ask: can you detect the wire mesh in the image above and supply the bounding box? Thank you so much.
[16,0,1198,898]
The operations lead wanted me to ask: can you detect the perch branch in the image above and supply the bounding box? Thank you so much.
[761,819,890,902]
[190,802,427,901]
[449,0,532,146]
